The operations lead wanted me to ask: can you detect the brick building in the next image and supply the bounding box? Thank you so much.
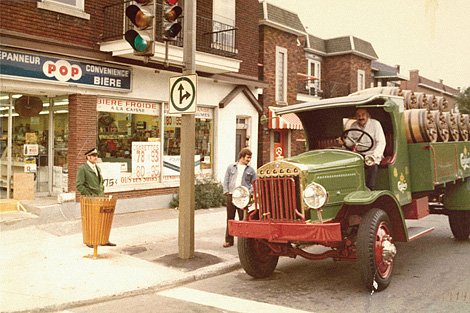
[400,69,459,110]
[0,0,267,210]
[257,1,378,166]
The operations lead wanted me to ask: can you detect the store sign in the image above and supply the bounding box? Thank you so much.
[0,48,131,91]
[24,158,37,173]
[163,155,200,181]
[164,104,213,119]
[23,144,39,156]
[132,142,161,179]
[97,98,159,116]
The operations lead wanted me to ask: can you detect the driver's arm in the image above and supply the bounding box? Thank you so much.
[371,120,386,160]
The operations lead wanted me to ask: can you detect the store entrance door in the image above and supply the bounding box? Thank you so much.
[0,93,69,199]
[235,129,246,162]
[273,130,285,159]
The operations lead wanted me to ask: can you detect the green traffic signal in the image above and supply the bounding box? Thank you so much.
[125,30,149,53]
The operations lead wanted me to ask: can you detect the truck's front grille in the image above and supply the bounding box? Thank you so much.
[253,177,305,222]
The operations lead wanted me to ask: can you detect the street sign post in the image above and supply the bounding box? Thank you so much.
[169,74,197,114]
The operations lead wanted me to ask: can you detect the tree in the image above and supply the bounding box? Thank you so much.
[455,87,470,114]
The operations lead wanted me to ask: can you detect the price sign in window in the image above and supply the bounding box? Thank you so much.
[132,142,161,179]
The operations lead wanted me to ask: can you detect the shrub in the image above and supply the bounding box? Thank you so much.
[170,177,226,210]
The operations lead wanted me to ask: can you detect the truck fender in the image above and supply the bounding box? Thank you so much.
[442,179,470,210]
[341,190,407,242]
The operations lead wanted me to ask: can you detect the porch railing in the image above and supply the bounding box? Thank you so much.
[103,1,238,58]
[297,78,350,99]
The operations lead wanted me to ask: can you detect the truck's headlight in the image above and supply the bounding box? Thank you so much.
[364,155,375,167]
[232,186,250,209]
[303,182,328,209]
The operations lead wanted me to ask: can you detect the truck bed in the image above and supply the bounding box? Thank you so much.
[408,142,470,192]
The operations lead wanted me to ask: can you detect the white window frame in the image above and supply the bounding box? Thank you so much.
[38,0,90,20]
[357,69,365,91]
[307,59,321,96]
[212,0,235,52]
[275,46,288,105]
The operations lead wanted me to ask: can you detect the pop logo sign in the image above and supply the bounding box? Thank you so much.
[43,60,82,82]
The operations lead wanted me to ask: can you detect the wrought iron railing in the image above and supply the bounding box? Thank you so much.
[103,1,238,58]
[297,78,350,99]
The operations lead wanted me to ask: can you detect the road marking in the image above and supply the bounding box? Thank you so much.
[158,287,312,313]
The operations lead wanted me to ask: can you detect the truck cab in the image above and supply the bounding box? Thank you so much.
[229,93,470,291]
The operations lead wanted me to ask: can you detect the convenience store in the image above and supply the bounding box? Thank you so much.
[0,47,262,207]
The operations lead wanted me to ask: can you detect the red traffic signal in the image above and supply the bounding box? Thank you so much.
[162,1,182,40]
[126,4,152,29]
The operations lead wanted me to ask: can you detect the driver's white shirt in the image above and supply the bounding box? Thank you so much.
[350,118,386,164]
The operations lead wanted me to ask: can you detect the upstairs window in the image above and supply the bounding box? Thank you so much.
[357,69,365,91]
[213,0,236,53]
[308,60,321,96]
[276,46,288,105]
[38,0,90,19]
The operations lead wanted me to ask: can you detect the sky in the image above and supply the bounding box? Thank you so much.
[267,0,470,90]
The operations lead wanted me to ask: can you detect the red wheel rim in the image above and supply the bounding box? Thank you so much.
[375,221,393,278]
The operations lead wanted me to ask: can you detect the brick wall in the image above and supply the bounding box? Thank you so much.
[257,25,307,166]
[323,54,371,94]
[68,94,99,197]
[0,0,113,48]
[236,0,259,77]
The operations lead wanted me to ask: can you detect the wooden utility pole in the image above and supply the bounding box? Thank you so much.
[178,0,196,259]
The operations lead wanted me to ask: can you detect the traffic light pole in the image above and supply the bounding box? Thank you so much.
[178,0,196,259]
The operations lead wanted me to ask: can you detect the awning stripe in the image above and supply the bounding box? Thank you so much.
[268,107,303,130]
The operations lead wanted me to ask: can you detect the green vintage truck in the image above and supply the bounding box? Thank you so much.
[229,93,470,291]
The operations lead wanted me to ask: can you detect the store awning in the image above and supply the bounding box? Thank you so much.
[268,107,303,130]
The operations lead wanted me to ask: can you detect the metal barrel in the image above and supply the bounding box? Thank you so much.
[427,95,439,111]
[404,109,438,143]
[430,110,450,142]
[442,111,460,141]
[402,90,418,110]
[453,113,468,141]
[414,92,428,109]
[81,196,117,246]
[435,96,450,112]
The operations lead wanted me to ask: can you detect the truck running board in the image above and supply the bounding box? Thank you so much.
[407,226,435,241]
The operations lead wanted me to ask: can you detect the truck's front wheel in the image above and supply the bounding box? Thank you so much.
[448,210,470,240]
[238,237,279,278]
[357,209,396,292]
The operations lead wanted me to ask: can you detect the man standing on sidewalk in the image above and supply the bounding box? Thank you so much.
[222,148,256,248]
[76,148,116,247]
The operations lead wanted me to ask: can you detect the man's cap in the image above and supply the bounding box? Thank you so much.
[85,148,98,156]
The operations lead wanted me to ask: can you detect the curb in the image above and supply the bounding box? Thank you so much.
[6,259,242,313]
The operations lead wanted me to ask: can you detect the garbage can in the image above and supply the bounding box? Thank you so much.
[80,195,117,258]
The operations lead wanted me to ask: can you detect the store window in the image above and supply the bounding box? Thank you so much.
[96,98,161,190]
[163,105,214,181]
[0,94,69,196]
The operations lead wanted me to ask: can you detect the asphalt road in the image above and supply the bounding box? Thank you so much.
[66,214,470,313]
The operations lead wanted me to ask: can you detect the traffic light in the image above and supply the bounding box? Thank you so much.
[124,0,155,56]
[162,0,182,40]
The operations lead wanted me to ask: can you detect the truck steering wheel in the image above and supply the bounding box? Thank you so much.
[341,128,374,153]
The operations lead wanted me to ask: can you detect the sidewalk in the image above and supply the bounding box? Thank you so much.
[0,206,240,313]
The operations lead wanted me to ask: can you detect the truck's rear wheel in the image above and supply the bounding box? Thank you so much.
[357,209,396,292]
[238,237,279,278]
[448,210,470,240]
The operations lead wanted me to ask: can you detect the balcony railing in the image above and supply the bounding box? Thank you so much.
[297,78,350,99]
[103,1,238,58]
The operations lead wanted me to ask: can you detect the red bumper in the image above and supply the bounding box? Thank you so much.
[229,220,343,242]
